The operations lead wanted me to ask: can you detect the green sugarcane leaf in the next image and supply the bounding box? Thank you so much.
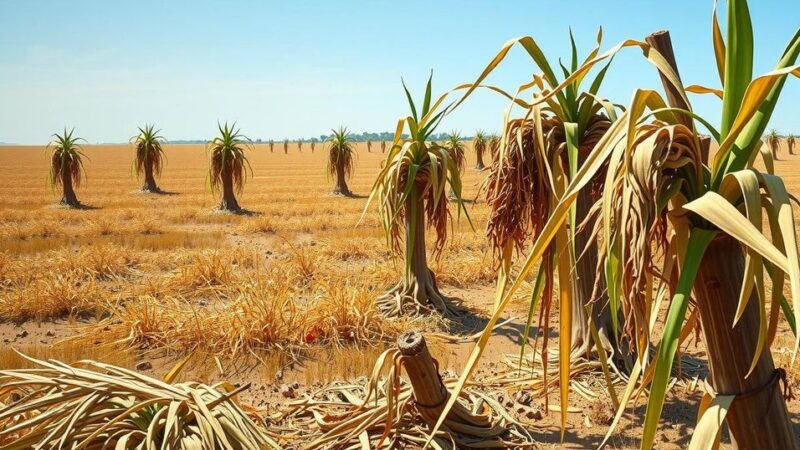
[720,0,754,140]
[422,71,433,118]
[517,259,548,371]
[714,28,800,186]
[640,228,716,450]
[780,293,798,336]
[402,79,418,123]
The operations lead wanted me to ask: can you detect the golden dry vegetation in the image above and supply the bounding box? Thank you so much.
[0,143,496,363]
[1,141,799,448]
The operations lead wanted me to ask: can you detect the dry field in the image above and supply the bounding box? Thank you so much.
[0,142,798,448]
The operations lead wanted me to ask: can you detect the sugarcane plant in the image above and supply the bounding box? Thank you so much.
[47,128,87,208]
[131,124,167,193]
[766,128,781,160]
[429,2,800,448]
[481,30,620,362]
[298,138,304,152]
[473,130,488,169]
[269,139,275,153]
[310,138,316,153]
[487,134,500,164]
[445,130,466,199]
[380,140,386,153]
[283,138,289,154]
[789,133,797,155]
[207,122,253,213]
[327,126,356,197]
[367,139,372,152]
[364,75,471,317]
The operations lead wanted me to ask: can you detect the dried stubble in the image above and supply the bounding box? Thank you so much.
[0,142,491,365]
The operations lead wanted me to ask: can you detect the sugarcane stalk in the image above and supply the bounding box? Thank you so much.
[397,332,498,432]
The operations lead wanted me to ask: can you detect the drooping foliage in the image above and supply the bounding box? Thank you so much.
[131,124,167,190]
[207,122,252,195]
[364,74,471,316]
[327,126,356,193]
[47,128,87,192]
[422,2,800,448]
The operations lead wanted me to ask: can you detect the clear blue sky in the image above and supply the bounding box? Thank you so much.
[0,1,798,144]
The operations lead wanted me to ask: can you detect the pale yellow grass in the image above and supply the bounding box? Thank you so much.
[0,143,490,359]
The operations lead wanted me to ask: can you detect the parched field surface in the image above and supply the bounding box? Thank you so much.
[1,143,798,448]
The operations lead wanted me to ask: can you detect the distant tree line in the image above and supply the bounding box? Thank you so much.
[316,131,466,143]
[122,132,475,145]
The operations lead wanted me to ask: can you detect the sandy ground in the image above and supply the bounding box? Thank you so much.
[1,142,799,448]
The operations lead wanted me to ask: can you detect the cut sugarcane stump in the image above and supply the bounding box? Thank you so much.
[646,30,711,164]
[644,31,692,130]
[397,331,449,409]
[299,331,534,448]
[397,331,502,436]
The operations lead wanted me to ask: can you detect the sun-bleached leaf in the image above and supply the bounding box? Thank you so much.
[688,393,734,450]
[684,191,789,273]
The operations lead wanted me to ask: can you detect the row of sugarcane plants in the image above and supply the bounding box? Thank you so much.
[361,2,800,449]
[413,1,800,449]
[47,123,255,212]
[265,138,322,153]
[49,127,174,207]
[365,139,388,153]
[47,124,475,212]
[765,128,797,160]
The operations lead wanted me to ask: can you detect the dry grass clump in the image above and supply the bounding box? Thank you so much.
[95,261,439,360]
[125,230,222,252]
[101,287,295,356]
[0,252,15,288]
[282,241,323,285]
[306,281,405,346]
[88,217,164,236]
[192,211,246,224]
[432,237,496,287]
[19,244,134,281]
[29,221,65,239]
[176,250,241,289]
[88,217,119,236]
[0,216,163,245]
[0,340,136,371]
[239,215,276,234]
[319,236,384,262]
[0,143,492,364]
[0,274,101,322]
[131,217,163,235]
[118,208,137,220]
[55,244,138,280]
[0,209,28,226]
[0,244,140,322]
[1,220,64,241]
[167,208,199,222]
